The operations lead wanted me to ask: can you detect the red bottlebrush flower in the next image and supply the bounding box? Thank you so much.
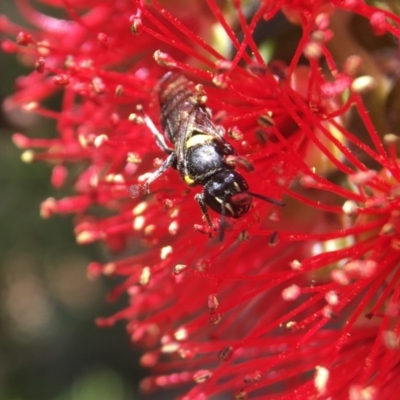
[3,0,400,399]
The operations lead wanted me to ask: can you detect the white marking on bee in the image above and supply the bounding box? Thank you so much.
[233,182,241,192]
[185,134,214,149]
[225,202,234,215]
[215,197,223,204]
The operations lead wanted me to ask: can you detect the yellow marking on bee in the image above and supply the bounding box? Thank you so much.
[184,174,195,185]
[215,197,223,204]
[185,134,214,149]
[233,182,241,192]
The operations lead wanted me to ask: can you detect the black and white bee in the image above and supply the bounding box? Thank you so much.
[137,72,283,237]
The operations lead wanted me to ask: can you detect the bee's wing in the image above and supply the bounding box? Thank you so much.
[192,107,224,139]
[172,113,191,167]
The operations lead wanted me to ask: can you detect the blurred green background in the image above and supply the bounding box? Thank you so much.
[0,3,147,400]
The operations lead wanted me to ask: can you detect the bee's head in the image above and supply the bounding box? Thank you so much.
[203,170,251,218]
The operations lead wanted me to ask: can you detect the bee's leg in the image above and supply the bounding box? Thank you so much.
[194,192,214,228]
[144,152,176,193]
[136,105,174,154]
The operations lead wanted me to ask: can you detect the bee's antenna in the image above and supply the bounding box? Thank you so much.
[247,191,285,207]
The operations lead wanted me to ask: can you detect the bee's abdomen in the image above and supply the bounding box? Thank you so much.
[159,73,195,106]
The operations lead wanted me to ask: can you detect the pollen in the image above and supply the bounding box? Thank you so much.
[282,284,301,301]
[130,15,142,35]
[144,224,155,236]
[133,202,147,216]
[36,40,50,56]
[127,152,142,164]
[40,197,56,218]
[128,112,144,124]
[342,200,358,215]
[314,366,329,395]
[76,231,100,244]
[160,246,172,260]
[325,290,339,306]
[23,101,39,111]
[243,371,262,384]
[161,342,179,353]
[193,370,212,384]
[303,41,323,59]
[286,321,297,330]
[289,260,303,271]
[153,50,177,67]
[207,294,219,312]
[351,75,376,94]
[103,263,116,276]
[168,221,178,235]
[174,264,187,275]
[174,328,188,341]
[93,134,108,148]
[257,111,274,126]
[105,173,125,183]
[218,346,233,361]
[139,266,151,286]
[133,216,145,231]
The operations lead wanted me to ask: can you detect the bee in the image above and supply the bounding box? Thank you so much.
[139,72,283,237]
